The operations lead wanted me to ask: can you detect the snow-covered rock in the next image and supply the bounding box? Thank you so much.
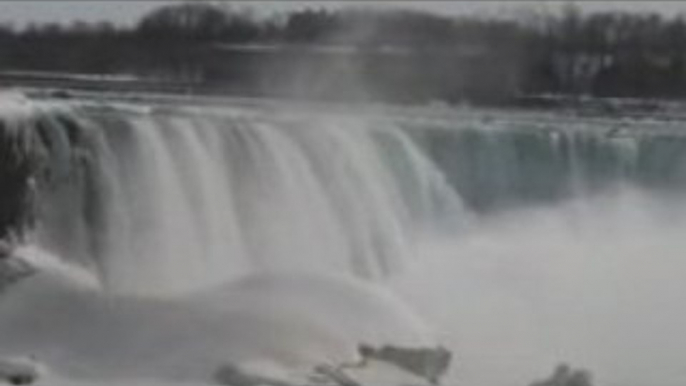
[214,362,296,386]
[0,245,35,293]
[0,356,44,385]
[213,344,453,386]
[354,344,451,384]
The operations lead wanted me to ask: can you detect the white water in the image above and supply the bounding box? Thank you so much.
[30,107,464,295]
[3,100,686,385]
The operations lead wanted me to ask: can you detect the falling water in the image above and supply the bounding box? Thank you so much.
[14,101,463,295]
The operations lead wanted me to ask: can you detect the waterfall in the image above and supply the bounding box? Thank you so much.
[2,99,464,295]
[5,99,686,295]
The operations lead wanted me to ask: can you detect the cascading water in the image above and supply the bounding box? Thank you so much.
[4,92,686,386]
[11,101,463,295]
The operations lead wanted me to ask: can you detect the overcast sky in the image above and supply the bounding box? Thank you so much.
[2,1,686,28]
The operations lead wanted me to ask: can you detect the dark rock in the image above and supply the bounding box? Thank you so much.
[530,363,594,386]
[356,344,452,385]
[0,121,38,241]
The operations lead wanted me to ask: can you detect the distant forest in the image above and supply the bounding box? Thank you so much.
[2,2,686,105]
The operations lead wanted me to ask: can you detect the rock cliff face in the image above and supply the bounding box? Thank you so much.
[0,123,36,242]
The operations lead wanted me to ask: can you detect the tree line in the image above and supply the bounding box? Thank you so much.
[2,2,686,104]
